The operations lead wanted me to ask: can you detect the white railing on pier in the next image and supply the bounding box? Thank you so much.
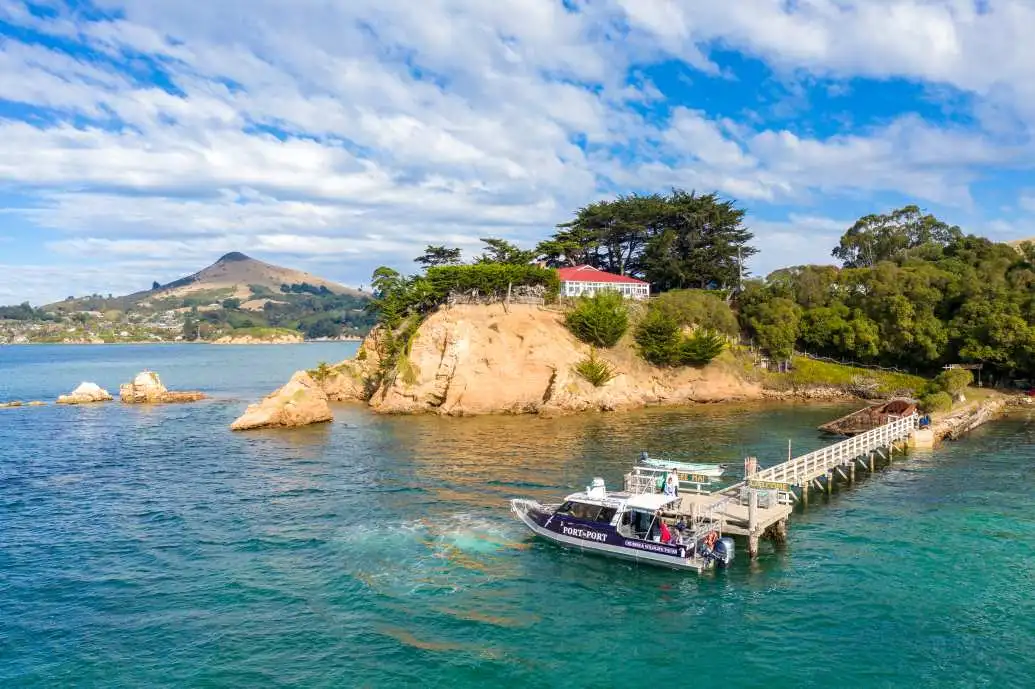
[724,413,919,495]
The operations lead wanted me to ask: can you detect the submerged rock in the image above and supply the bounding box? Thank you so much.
[119,371,206,404]
[57,382,114,405]
[230,371,333,431]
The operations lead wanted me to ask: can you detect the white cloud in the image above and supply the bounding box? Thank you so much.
[0,0,1033,303]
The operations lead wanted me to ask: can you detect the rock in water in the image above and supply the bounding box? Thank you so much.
[231,371,333,431]
[120,371,206,404]
[57,382,114,405]
[0,401,24,408]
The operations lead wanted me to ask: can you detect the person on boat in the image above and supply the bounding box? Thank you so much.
[669,467,680,497]
[663,472,678,497]
[659,519,673,544]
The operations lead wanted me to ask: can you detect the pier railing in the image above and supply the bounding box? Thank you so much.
[718,413,919,501]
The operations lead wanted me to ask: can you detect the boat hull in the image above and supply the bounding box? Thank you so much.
[640,458,726,478]
[510,500,712,573]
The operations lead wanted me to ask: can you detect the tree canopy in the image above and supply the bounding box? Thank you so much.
[740,205,1035,379]
[539,189,756,291]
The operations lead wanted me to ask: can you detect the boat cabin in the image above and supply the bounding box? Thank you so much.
[554,480,682,542]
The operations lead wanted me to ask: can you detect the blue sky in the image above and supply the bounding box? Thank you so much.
[1,0,1034,304]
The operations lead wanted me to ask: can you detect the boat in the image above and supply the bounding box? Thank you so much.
[638,452,727,479]
[510,477,734,573]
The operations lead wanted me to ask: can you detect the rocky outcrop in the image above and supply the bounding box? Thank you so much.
[931,395,1008,441]
[365,304,761,416]
[0,401,23,408]
[270,304,759,418]
[212,332,304,345]
[57,382,114,405]
[761,386,858,401]
[119,371,206,404]
[230,371,333,431]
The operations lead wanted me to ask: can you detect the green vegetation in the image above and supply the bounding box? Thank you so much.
[761,357,928,396]
[574,349,618,387]
[649,289,739,335]
[919,391,953,413]
[308,361,335,382]
[737,205,1035,382]
[564,292,629,348]
[679,330,726,365]
[633,307,725,367]
[538,189,755,290]
[223,327,300,339]
[634,309,681,366]
[935,368,974,396]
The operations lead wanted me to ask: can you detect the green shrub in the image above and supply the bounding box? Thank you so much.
[424,264,560,302]
[650,290,739,335]
[678,329,726,365]
[574,349,617,387]
[919,391,953,413]
[309,361,334,381]
[634,309,682,366]
[564,292,629,348]
[935,368,973,396]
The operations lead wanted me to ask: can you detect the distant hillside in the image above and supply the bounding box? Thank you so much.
[15,253,375,343]
[48,252,362,312]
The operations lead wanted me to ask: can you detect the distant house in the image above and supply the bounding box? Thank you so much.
[556,265,650,300]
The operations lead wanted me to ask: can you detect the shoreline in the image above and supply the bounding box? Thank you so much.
[0,338,364,346]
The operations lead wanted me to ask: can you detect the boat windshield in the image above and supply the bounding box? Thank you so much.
[555,501,617,524]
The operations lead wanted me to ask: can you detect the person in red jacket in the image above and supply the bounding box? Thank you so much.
[659,518,672,544]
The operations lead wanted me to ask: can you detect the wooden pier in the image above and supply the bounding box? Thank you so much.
[629,413,920,559]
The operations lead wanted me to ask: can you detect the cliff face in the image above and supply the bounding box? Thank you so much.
[322,303,761,416]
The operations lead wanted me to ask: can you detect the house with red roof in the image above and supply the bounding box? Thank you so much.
[556,265,651,300]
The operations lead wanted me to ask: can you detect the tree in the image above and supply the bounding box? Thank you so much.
[152,281,161,290]
[639,190,756,290]
[222,298,241,310]
[678,329,726,365]
[634,309,682,366]
[541,189,756,290]
[935,368,973,396]
[649,289,739,335]
[742,297,801,360]
[832,205,963,268]
[564,292,629,348]
[476,238,536,265]
[415,245,462,268]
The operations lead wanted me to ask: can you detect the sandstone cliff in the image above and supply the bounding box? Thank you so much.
[279,303,762,419]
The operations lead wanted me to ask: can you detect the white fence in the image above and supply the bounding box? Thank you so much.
[749,413,918,488]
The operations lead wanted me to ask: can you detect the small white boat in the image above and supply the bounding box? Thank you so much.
[510,478,734,573]
[639,453,727,479]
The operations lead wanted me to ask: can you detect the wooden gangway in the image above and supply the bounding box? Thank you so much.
[725,413,919,495]
[665,413,919,558]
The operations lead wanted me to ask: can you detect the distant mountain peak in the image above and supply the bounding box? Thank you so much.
[217,252,251,263]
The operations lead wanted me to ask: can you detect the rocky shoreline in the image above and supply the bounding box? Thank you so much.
[229,304,897,431]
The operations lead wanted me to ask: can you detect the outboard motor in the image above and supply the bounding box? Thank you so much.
[712,537,735,567]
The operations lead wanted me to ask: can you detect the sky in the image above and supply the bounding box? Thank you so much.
[1,0,1035,305]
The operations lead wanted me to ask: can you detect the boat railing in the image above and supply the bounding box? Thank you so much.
[624,466,714,495]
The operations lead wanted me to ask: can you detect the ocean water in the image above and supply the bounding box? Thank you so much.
[1,344,1033,688]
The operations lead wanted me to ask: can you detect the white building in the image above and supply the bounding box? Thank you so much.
[557,265,651,300]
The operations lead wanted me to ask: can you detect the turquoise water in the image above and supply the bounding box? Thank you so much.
[2,345,1034,687]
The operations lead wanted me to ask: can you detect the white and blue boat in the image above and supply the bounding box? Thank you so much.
[510,478,734,573]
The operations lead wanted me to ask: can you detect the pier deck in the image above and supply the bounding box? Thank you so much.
[637,413,921,557]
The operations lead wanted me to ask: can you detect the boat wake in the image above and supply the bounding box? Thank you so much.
[341,513,526,597]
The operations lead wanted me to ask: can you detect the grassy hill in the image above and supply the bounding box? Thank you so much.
[3,253,374,343]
